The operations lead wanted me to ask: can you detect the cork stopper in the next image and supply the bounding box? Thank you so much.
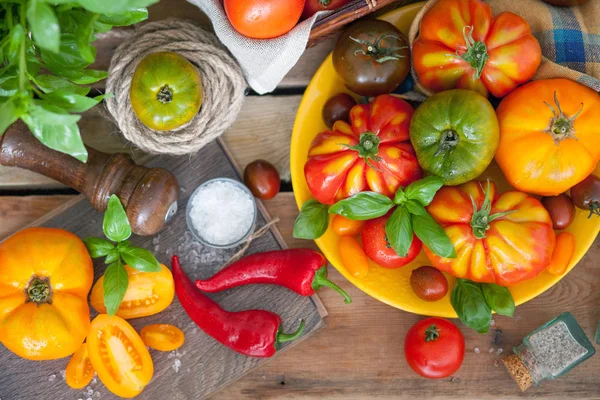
[503,354,533,392]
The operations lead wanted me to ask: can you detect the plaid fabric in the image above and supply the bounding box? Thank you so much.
[490,0,600,91]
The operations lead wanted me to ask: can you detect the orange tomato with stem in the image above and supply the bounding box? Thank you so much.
[412,0,541,98]
[224,0,305,39]
[496,79,600,196]
[65,342,95,389]
[140,324,185,352]
[338,236,369,278]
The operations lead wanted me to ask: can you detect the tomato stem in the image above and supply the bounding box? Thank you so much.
[425,324,440,342]
[319,0,332,5]
[543,91,583,144]
[349,34,408,64]
[26,276,52,304]
[434,129,459,157]
[587,202,600,219]
[470,181,516,239]
[459,26,488,79]
[341,132,382,169]
[157,84,173,104]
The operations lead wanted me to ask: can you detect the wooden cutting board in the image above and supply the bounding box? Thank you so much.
[0,139,327,400]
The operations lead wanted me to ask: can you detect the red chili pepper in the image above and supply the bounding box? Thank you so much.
[195,248,352,304]
[172,255,305,358]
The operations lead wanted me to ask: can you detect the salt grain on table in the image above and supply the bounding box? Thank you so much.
[173,359,182,373]
[48,374,56,382]
[474,347,480,354]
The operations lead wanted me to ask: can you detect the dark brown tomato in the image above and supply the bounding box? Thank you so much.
[243,160,281,200]
[332,19,410,96]
[541,194,575,230]
[410,266,448,302]
[322,93,357,128]
[570,174,600,218]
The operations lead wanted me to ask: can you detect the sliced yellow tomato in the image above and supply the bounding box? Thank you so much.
[90,264,174,319]
[65,342,95,389]
[140,324,185,352]
[87,314,154,398]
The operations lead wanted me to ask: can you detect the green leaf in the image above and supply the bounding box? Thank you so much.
[385,206,413,257]
[51,67,108,85]
[34,75,90,96]
[76,0,157,14]
[43,91,106,113]
[83,237,115,258]
[293,200,329,240]
[451,279,492,334]
[27,1,60,53]
[405,176,445,206]
[482,283,515,317]
[405,199,427,216]
[28,101,80,125]
[103,260,128,316]
[393,187,407,205]
[329,192,394,221]
[105,249,120,265]
[98,8,149,26]
[103,194,132,242]
[0,99,19,135]
[8,24,25,64]
[120,246,161,272]
[412,212,456,258]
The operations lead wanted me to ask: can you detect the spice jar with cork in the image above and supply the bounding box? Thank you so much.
[503,312,596,391]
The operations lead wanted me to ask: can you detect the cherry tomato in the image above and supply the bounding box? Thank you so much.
[332,214,364,236]
[338,236,369,278]
[243,160,281,200]
[361,214,421,269]
[333,20,410,96]
[224,0,305,39]
[87,315,154,398]
[410,266,448,302]
[404,318,465,379]
[322,93,357,128]
[570,174,600,218]
[546,232,576,276]
[90,264,174,319]
[303,0,351,19]
[65,342,95,389]
[541,194,575,230]
[140,324,185,352]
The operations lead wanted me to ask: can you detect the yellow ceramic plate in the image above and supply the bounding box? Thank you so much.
[290,2,600,317]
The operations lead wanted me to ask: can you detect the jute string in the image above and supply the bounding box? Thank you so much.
[105,18,246,155]
[222,217,280,267]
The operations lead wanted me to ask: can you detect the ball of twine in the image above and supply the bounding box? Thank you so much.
[105,18,246,155]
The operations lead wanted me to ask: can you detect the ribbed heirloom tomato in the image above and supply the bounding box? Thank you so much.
[224,0,305,39]
[304,94,422,204]
[412,0,541,98]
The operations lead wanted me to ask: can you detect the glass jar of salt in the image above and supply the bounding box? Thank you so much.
[503,312,595,392]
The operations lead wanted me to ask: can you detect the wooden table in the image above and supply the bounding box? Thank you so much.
[1,2,598,398]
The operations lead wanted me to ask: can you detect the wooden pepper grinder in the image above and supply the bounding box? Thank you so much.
[0,121,179,236]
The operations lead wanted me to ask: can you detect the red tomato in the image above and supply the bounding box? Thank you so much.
[303,0,351,19]
[224,0,305,39]
[361,213,421,269]
[404,318,465,379]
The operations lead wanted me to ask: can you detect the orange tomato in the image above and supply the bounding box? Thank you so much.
[65,342,95,389]
[140,324,185,352]
[425,181,555,286]
[90,264,174,319]
[546,232,576,276]
[496,79,600,196]
[338,236,369,278]
[87,314,154,398]
[224,0,305,39]
[0,228,93,360]
[332,215,365,236]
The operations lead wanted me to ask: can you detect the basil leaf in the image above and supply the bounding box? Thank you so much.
[8,25,25,64]
[385,206,413,257]
[27,1,60,53]
[412,212,456,258]
[120,246,161,272]
[405,176,445,206]
[103,194,132,242]
[451,279,492,334]
[293,200,329,240]
[393,187,407,205]
[105,249,120,265]
[51,68,108,85]
[405,199,427,216]
[27,101,80,125]
[482,283,515,317]
[329,192,394,221]
[43,91,107,113]
[98,8,149,26]
[76,0,157,14]
[34,75,90,96]
[0,99,19,135]
[83,237,115,258]
[40,33,92,71]
[103,260,128,316]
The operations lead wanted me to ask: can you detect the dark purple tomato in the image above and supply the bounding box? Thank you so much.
[243,160,280,200]
[541,194,575,229]
[570,174,600,218]
[322,93,357,128]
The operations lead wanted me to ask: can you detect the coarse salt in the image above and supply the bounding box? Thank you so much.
[189,181,254,246]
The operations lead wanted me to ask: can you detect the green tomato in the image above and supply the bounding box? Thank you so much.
[129,52,203,131]
[409,89,499,186]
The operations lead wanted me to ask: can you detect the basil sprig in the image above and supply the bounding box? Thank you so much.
[84,194,161,316]
[328,175,456,258]
[293,200,329,240]
[451,279,515,333]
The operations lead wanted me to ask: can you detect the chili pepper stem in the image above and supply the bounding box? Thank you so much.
[276,320,306,347]
[312,266,352,304]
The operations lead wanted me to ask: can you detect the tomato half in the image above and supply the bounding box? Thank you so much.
[90,264,174,319]
[140,324,185,352]
[224,0,305,39]
[65,342,95,389]
[361,213,422,269]
[87,314,154,398]
[404,318,465,379]
[130,52,203,131]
